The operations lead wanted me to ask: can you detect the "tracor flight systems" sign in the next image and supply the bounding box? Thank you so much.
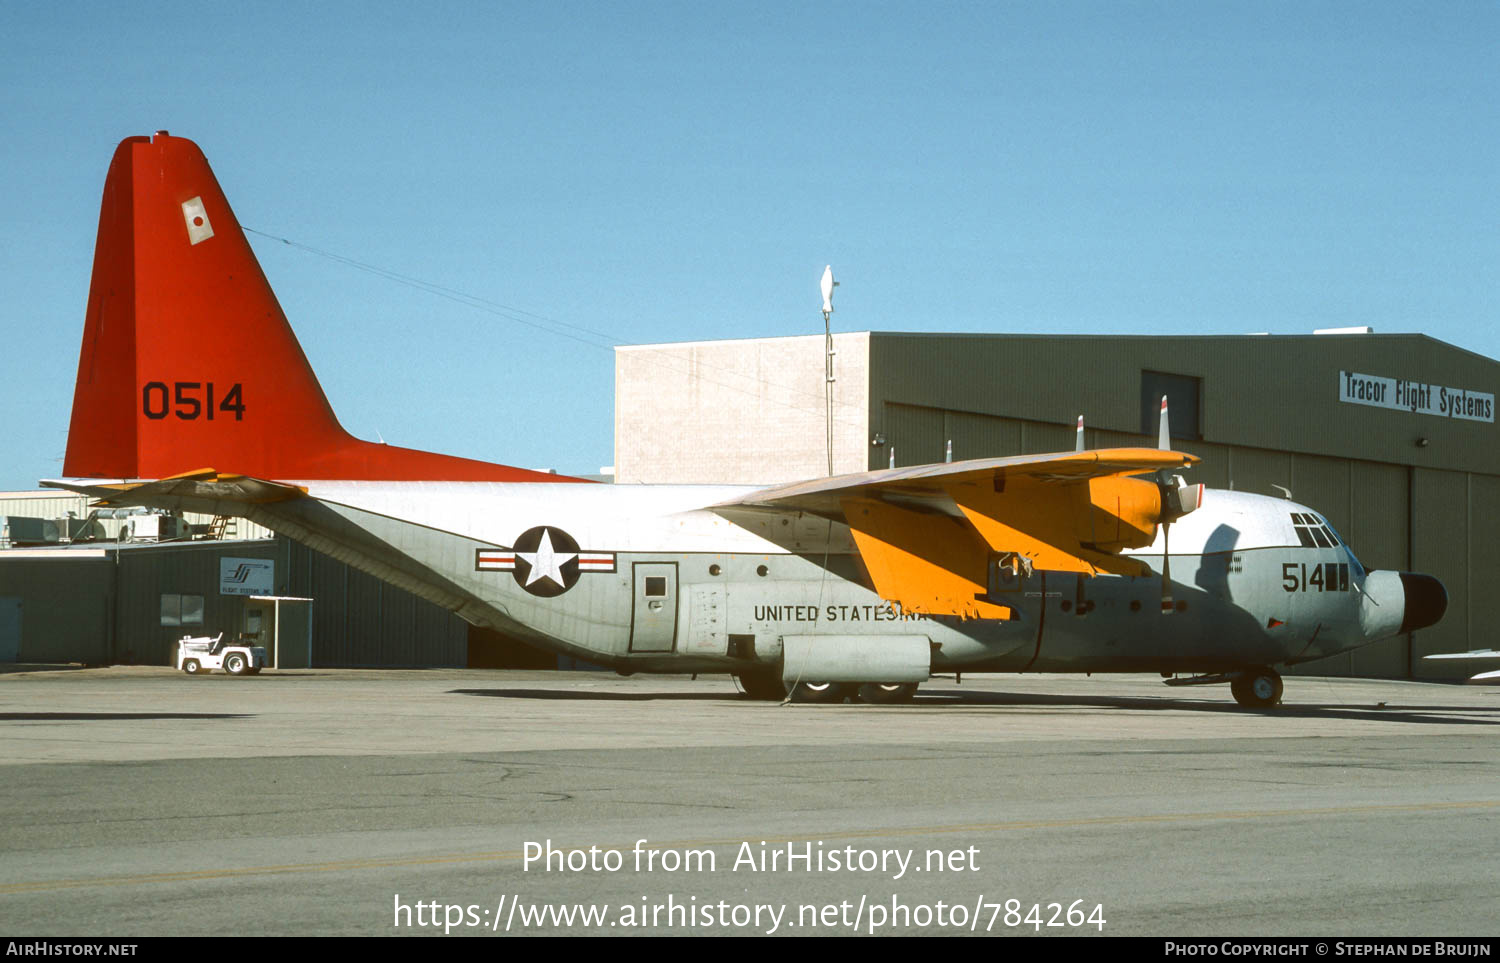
[1338,371,1494,423]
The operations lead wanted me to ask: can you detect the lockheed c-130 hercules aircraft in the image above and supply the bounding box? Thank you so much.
[48,133,1448,707]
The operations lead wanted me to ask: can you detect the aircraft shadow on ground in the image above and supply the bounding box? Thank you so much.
[451,686,1500,725]
[902,689,1500,726]
[0,712,252,721]
[0,664,90,675]
[451,688,729,702]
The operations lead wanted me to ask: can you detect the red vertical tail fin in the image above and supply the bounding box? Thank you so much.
[63,133,579,483]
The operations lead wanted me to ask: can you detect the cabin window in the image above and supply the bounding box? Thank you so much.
[644,576,667,598]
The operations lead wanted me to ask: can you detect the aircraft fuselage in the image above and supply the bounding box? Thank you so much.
[220,482,1405,677]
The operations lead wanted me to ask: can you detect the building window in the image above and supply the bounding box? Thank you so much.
[1141,371,1202,440]
[160,594,204,627]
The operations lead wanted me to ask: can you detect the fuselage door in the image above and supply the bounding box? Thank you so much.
[630,562,678,653]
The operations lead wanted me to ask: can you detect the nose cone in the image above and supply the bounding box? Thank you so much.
[1399,573,1447,633]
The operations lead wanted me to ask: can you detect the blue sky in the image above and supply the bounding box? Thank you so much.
[3,2,1496,489]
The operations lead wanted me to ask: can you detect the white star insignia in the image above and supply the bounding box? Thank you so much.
[517,529,577,588]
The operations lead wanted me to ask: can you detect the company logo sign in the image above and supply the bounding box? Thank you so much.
[219,558,274,596]
[1339,371,1493,423]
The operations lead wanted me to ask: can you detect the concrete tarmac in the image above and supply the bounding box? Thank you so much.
[1,666,1497,936]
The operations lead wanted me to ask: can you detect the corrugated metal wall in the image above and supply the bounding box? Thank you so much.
[1412,468,1470,675]
[1342,462,1410,677]
[0,554,114,663]
[868,333,1500,476]
[114,541,280,665]
[1,537,467,668]
[884,404,945,465]
[1467,475,1500,667]
[279,539,467,667]
[0,492,90,519]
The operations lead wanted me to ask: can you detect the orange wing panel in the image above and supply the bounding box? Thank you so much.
[945,476,1158,576]
[841,496,1013,620]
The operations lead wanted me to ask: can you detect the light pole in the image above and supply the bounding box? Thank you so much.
[820,265,838,477]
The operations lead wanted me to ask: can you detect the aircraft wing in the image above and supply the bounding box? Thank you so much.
[720,448,1196,515]
[713,447,1199,620]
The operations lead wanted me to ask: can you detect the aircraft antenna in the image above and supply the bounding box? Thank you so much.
[820,266,839,477]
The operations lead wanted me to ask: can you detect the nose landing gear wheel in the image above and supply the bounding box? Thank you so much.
[1230,667,1283,708]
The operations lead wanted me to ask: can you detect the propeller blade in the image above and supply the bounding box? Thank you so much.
[1160,520,1174,614]
[1075,415,1085,452]
[1157,395,1170,450]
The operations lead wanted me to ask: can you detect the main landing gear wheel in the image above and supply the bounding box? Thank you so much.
[790,681,851,704]
[736,669,787,701]
[858,682,918,705]
[1230,667,1283,708]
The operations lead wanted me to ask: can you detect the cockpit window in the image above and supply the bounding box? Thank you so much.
[1321,518,1350,549]
[1290,513,1339,548]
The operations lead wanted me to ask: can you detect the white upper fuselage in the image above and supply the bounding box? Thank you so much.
[284,481,1324,560]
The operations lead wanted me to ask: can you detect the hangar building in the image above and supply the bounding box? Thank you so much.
[616,331,1500,680]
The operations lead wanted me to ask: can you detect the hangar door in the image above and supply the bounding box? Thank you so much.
[0,597,18,662]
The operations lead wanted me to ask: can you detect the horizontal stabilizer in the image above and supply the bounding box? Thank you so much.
[1422,649,1500,683]
[1422,649,1500,661]
[44,470,307,513]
